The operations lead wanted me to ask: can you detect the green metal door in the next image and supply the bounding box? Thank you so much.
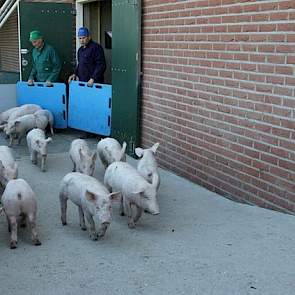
[19,2,74,83]
[112,0,141,155]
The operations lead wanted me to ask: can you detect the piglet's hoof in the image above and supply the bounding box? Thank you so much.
[10,241,17,249]
[120,212,125,216]
[89,232,98,241]
[128,221,136,229]
[61,220,67,226]
[80,225,87,231]
[97,231,106,238]
[33,239,42,246]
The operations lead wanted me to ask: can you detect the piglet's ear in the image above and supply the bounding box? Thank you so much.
[135,147,144,158]
[104,146,112,158]
[132,189,144,195]
[121,142,127,154]
[0,160,4,171]
[79,148,84,160]
[152,173,160,189]
[151,142,159,154]
[85,190,97,203]
[108,191,121,202]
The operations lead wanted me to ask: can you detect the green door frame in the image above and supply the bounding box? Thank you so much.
[111,0,141,155]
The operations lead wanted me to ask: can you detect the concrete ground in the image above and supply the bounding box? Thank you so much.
[0,129,294,295]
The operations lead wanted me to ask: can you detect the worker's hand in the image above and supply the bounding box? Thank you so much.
[27,79,34,85]
[46,81,52,87]
[68,74,76,84]
[87,78,94,87]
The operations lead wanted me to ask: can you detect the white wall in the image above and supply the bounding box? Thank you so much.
[0,84,17,111]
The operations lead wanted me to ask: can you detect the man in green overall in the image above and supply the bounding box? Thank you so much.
[28,30,61,86]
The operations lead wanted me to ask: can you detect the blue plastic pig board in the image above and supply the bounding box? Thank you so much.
[68,81,112,136]
[16,82,67,128]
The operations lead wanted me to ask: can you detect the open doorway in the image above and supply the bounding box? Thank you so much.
[81,0,112,84]
[76,0,141,152]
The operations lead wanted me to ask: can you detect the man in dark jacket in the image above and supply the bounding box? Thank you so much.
[68,27,106,86]
[28,30,61,86]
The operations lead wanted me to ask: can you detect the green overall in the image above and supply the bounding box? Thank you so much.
[29,43,61,82]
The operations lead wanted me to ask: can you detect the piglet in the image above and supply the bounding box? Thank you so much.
[69,139,96,176]
[0,145,18,188]
[135,143,160,190]
[97,137,127,168]
[34,109,54,135]
[26,128,52,172]
[59,172,120,240]
[1,178,41,249]
[7,104,41,122]
[5,114,39,146]
[104,161,159,229]
[0,107,19,125]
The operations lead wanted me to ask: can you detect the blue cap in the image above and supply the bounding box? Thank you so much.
[78,27,89,37]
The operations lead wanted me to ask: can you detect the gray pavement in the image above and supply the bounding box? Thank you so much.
[0,129,295,295]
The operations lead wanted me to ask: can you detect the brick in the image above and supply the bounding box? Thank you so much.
[269,166,289,180]
[278,1,295,10]
[273,86,293,96]
[259,24,276,32]
[249,74,265,83]
[277,23,295,31]
[228,5,242,14]
[252,160,269,172]
[220,14,234,22]
[267,55,285,64]
[243,4,259,13]
[252,13,269,22]
[256,84,273,93]
[281,119,295,130]
[276,45,295,53]
[287,56,295,64]
[254,142,270,153]
[250,35,267,42]
[261,154,278,166]
[268,34,286,43]
[283,98,295,108]
[241,63,256,71]
[258,45,275,53]
[271,147,289,158]
[287,34,295,42]
[275,66,293,75]
[279,159,295,171]
[266,76,284,85]
[269,12,289,21]
[235,35,250,42]
[258,65,275,74]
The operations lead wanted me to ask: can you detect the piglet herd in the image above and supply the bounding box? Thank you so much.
[0,104,160,248]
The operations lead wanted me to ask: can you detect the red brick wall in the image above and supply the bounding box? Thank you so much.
[141,0,295,213]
